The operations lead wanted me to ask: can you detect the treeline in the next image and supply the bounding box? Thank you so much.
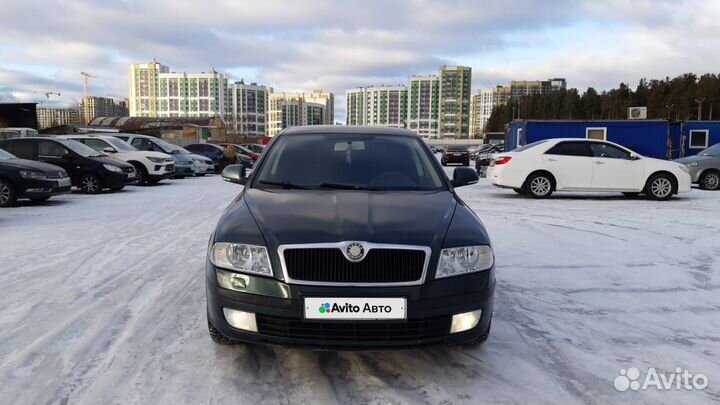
[485,73,720,132]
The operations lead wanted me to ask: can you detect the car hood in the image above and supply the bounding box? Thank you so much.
[92,155,134,168]
[243,189,457,249]
[0,158,65,173]
[674,155,716,164]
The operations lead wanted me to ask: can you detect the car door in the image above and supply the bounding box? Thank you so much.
[588,142,644,190]
[37,140,75,175]
[542,141,594,190]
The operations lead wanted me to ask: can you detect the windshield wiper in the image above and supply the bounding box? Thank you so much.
[318,182,382,191]
[258,180,312,190]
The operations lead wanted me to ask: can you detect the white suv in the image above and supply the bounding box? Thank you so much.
[58,135,175,185]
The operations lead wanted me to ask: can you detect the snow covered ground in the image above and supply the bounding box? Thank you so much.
[0,172,718,405]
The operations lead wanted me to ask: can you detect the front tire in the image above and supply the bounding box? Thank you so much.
[0,179,17,207]
[130,162,148,185]
[79,174,102,194]
[699,170,720,191]
[645,173,676,201]
[525,173,554,199]
[208,320,235,345]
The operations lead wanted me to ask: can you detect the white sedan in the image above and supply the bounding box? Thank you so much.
[486,138,691,200]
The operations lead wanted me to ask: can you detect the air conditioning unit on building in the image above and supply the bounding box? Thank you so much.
[628,106,647,120]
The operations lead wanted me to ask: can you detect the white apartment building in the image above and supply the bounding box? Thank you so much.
[156,71,231,120]
[230,81,270,137]
[345,86,407,128]
[407,75,440,138]
[128,59,169,117]
[36,107,80,129]
[268,92,331,136]
[471,88,498,136]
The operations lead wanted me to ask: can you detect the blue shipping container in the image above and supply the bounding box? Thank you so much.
[506,120,674,159]
[681,121,720,157]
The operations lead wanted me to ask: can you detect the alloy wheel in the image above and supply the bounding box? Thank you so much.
[650,177,672,198]
[703,173,719,190]
[81,175,100,193]
[0,183,10,205]
[530,176,551,196]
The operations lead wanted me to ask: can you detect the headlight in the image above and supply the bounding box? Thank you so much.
[147,156,165,163]
[103,164,122,173]
[436,245,494,279]
[211,242,273,277]
[19,170,47,180]
[686,161,699,167]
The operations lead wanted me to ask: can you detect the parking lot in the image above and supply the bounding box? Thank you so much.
[1,172,718,405]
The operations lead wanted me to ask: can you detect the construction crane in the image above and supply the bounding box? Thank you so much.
[80,72,96,124]
[30,91,61,105]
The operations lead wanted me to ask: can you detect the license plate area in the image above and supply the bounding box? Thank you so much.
[304,297,406,320]
[57,178,71,187]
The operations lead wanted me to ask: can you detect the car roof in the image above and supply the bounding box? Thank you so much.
[2,136,70,143]
[281,125,418,137]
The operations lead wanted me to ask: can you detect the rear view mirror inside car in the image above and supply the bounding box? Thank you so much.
[334,141,366,152]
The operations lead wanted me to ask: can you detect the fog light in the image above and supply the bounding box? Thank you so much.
[26,188,46,192]
[223,308,257,332]
[450,310,482,334]
[216,269,249,291]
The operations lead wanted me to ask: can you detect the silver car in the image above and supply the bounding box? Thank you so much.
[674,143,720,190]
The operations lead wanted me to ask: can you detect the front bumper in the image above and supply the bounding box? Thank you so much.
[101,171,136,188]
[174,164,195,177]
[19,178,72,198]
[206,262,495,349]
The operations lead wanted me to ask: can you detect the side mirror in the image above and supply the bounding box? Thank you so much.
[629,152,640,161]
[451,167,479,188]
[103,147,116,153]
[222,164,248,185]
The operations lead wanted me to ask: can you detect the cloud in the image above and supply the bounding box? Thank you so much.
[1,0,720,121]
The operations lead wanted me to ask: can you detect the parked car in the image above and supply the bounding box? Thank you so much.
[218,143,260,161]
[0,147,71,207]
[176,147,215,176]
[58,135,175,185]
[184,143,225,170]
[112,134,195,178]
[674,142,720,190]
[206,126,492,349]
[441,145,470,166]
[486,138,691,200]
[475,144,506,175]
[241,143,265,154]
[0,137,136,193]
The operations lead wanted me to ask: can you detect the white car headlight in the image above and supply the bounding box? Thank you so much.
[103,164,122,173]
[211,242,273,277]
[436,245,493,279]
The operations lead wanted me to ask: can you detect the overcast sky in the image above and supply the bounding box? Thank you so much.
[2,0,720,121]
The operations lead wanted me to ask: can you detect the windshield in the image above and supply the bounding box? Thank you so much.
[0,148,16,159]
[254,134,446,191]
[151,138,180,153]
[244,144,264,153]
[103,137,138,152]
[63,139,105,157]
[700,143,720,156]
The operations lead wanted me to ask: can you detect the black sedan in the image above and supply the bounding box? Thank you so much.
[0,148,71,207]
[206,126,493,349]
[441,145,470,166]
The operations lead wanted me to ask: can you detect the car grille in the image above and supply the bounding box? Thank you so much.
[283,248,425,284]
[255,315,451,342]
[165,164,175,172]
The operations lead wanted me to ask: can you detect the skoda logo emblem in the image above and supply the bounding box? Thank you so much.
[345,242,365,262]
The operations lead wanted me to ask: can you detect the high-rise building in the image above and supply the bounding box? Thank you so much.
[345,86,408,128]
[80,96,129,124]
[304,90,334,125]
[36,107,81,129]
[128,59,169,117]
[268,92,329,136]
[156,70,231,120]
[230,81,270,138]
[407,75,440,138]
[439,65,472,138]
[472,78,566,134]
